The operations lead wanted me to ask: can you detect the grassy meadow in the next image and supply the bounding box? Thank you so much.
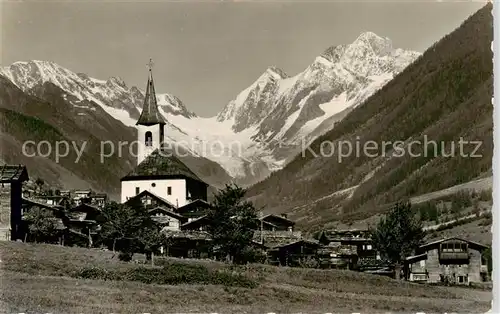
[0,241,492,313]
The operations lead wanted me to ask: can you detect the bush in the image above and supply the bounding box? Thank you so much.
[298,256,319,269]
[74,262,258,288]
[118,252,133,262]
[478,189,492,202]
[238,247,267,264]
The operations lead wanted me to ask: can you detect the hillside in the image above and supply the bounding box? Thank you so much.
[0,242,491,313]
[0,76,136,198]
[247,4,493,230]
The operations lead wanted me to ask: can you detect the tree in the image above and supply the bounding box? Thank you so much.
[137,225,163,265]
[99,201,157,261]
[370,201,426,279]
[34,177,44,194]
[206,184,259,264]
[24,206,58,243]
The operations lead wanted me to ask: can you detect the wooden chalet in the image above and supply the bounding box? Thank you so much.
[404,237,489,285]
[149,206,187,231]
[180,215,209,231]
[252,230,319,266]
[267,239,321,267]
[63,203,103,244]
[260,214,295,231]
[73,190,92,205]
[318,229,377,259]
[161,229,212,258]
[176,199,211,219]
[317,242,359,269]
[38,195,68,206]
[0,165,29,241]
[124,190,177,211]
[90,193,107,208]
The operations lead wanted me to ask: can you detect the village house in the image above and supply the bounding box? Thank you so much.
[125,190,177,211]
[266,239,321,267]
[73,190,92,205]
[0,165,29,241]
[318,229,378,259]
[259,214,295,232]
[149,206,187,231]
[90,193,107,209]
[63,203,103,244]
[176,199,212,221]
[404,237,489,285]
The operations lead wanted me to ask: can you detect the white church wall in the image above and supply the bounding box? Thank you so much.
[121,178,187,207]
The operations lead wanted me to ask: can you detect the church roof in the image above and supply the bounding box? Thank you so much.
[120,149,207,184]
[136,60,166,126]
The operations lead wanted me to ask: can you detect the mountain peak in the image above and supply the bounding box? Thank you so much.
[265,66,288,80]
[351,31,393,56]
[320,44,347,63]
[107,76,127,88]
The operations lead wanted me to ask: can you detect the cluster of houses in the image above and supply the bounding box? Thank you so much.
[0,60,490,287]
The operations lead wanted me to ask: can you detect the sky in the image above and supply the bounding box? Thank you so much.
[1,0,486,117]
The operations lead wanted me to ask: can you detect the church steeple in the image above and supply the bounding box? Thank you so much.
[136,59,166,165]
[137,59,166,126]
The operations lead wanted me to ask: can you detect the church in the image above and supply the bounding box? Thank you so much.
[120,60,208,208]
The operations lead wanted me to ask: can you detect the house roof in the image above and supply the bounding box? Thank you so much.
[418,237,489,251]
[120,149,206,184]
[180,215,208,230]
[124,190,176,209]
[69,203,101,214]
[0,164,29,183]
[148,206,185,220]
[162,229,211,240]
[405,253,427,262]
[253,230,303,249]
[273,239,321,250]
[177,199,211,212]
[74,190,91,194]
[22,197,64,212]
[136,62,166,126]
[261,214,295,226]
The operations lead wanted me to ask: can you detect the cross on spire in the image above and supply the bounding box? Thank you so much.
[147,58,154,72]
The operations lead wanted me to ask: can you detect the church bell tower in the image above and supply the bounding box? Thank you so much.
[136,59,166,165]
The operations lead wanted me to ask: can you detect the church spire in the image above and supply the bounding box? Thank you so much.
[136,59,166,126]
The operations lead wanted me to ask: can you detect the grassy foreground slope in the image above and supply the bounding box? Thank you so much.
[0,242,491,313]
[247,4,493,229]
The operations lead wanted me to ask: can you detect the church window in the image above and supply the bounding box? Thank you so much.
[145,131,153,146]
[167,186,172,195]
[135,187,140,195]
[151,183,156,187]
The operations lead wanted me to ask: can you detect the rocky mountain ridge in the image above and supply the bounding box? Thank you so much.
[0,31,420,188]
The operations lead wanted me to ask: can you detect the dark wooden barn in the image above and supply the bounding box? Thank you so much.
[0,165,29,241]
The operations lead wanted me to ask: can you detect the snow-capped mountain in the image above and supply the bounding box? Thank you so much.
[0,32,420,186]
[0,60,196,124]
[218,32,420,148]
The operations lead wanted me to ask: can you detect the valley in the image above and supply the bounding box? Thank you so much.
[0,32,419,197]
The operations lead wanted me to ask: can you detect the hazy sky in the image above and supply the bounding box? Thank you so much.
[2,0,485,117]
